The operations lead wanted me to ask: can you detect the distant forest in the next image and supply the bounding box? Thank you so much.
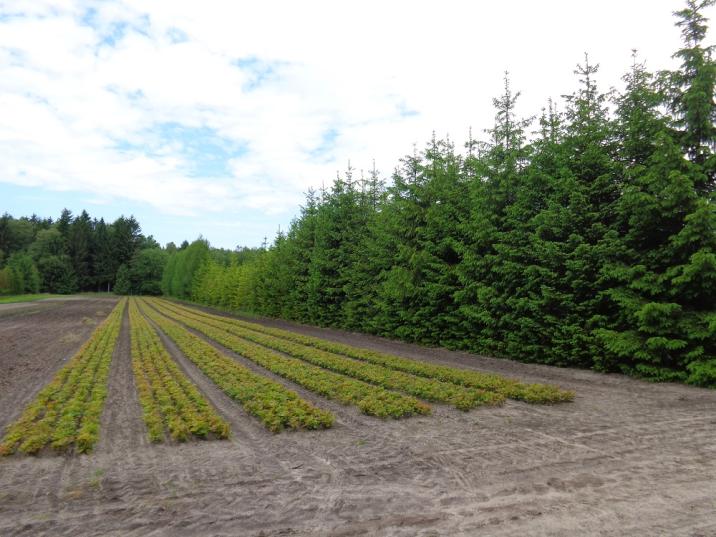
[163,2,716,386]
[0,209,169,295]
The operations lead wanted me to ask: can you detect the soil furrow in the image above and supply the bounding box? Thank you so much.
[96,306,146,454]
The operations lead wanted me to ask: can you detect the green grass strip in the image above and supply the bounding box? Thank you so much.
[0,293,57,304]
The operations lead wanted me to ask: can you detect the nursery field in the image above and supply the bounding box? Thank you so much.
[0,297,715,536]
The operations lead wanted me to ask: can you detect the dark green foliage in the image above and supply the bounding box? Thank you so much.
[113,248,169,296]
[456,74,535,358]
[161,2,716,387]
[67,210,93,290]
[114,264,132,295]
[594,2,716,385]
[131,248,168,295]
[93,219,114,292]
[0,214,35,255]
[664,0,716,172]
[36,255,77,294]
[1,208,161,295]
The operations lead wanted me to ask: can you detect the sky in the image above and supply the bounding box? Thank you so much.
[0,0,713,249]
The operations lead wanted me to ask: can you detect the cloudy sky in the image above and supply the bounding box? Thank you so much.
[1,0,712,248]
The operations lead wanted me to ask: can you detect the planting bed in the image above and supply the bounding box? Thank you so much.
[0,298,126,455]
[149,299,502,409]
[128,299,230,442]
[0,297,715,536]
[144,299,432,418]
[160,299,573,403]
[137,299,334,431]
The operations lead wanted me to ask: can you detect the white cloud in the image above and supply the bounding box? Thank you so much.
[0,0,712,237]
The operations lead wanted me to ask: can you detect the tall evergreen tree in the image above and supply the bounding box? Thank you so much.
[67,210,93,290]
[456,74,533,355]
[342,166,385,331]
[110,215,142,289]
[93,218,114,291]
[597,1,716,383]
[539,54,618,366]
[282,189,320,321]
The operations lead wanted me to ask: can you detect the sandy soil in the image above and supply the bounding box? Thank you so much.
[1,298,715,536]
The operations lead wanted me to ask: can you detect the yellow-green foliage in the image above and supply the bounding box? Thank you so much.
[156,299,574,404]
[137,299,334,431]
[151,299,504,410]
[0,298,127,456]
[128,298,229,442]
[144,299,430,419]
[190,259,261,313]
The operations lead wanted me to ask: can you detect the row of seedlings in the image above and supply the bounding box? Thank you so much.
[128,298,230,442]
[136,300,335,431]
[149,299,503,410]
[158,299,574,404]
[141,299,430,419]
[0,299,127,456]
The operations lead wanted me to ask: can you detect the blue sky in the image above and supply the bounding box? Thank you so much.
[0,0,711,248]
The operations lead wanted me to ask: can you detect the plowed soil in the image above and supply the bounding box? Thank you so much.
[1,297,715,537]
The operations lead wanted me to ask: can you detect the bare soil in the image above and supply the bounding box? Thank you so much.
[1,298,715,536]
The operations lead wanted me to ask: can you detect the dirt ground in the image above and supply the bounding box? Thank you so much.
[1,298,715,536]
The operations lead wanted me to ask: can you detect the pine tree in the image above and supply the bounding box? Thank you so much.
[665,0,716,178]
[114,264,131,295]
[370,135,467,344]
[342,165,385,331]
[56,209,72,241]
[283,189,320,322]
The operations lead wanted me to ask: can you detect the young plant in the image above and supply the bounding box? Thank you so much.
[0,298,127,456]
[128,298,230,443]
[142,299,430,420]
[155,298,575,404]
[137,300,336,431]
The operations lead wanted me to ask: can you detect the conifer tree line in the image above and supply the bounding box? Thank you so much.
[163,2,716,386]
[0,209,166,295]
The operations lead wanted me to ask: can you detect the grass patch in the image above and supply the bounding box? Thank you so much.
[0,294,57,304]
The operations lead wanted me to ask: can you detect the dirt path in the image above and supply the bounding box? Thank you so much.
[96,306,146,455]
[1,298,715,536]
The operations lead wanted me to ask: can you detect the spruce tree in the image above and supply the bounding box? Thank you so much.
[342,165,385,332]
[597,1,716,383]
[456,74,532,355]
[68,210,93,290]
